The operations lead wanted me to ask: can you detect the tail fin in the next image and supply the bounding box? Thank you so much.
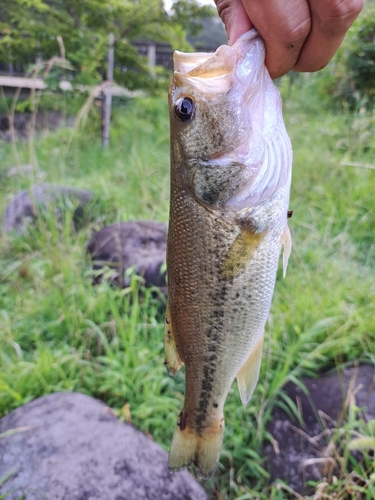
[168,420,224,478]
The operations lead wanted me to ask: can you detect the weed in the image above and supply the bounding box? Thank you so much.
[0,72,374,499]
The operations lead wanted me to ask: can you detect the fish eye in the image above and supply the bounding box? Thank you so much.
[174,97,194,122]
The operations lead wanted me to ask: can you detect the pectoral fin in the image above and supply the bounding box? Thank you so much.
[221,229,264,280]
[236,335,264,405]
[164,304,183,376]
[280,225,292,278]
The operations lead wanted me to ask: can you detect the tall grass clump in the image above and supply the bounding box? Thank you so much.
[0,66,374,499]
[0,94,173,433]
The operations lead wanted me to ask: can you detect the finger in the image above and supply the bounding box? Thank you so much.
[214,0,253,45]
[293,0,364,72]
[239,0,311,79]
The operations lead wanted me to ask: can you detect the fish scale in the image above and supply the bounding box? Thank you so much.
[164,29,292,477]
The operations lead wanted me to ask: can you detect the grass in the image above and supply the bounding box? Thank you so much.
[0,75,374,499]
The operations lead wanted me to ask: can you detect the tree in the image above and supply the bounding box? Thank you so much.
[326,3,375,108]
[345,9,375,100]
[0,0,214,90]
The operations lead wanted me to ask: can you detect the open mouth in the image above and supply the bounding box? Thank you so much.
[173,45,236,98]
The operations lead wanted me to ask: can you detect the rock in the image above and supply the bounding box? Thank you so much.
[0,392,208,500]
[263,364,375,495]
[2,183,93,233]
[87,221,167,292]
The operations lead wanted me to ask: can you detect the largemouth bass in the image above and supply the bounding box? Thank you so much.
[164,29,292,478]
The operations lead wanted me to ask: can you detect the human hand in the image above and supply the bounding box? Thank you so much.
[214,0,364,79]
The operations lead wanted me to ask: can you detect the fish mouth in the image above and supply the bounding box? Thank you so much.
[173,45,235,78]
[173,30,260,76]
[173,52,215,74]
[173,45,236,97]
[172,30,261,97]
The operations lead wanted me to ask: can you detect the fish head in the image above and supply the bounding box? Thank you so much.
[169,31,268,165]
[169,30,292,211]
[170,46,240,163]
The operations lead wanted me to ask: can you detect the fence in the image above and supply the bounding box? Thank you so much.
[0,41,175,78]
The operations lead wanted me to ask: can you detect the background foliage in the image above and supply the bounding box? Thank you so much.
[0,0,215,90]
[0,2,375,498]
[300,2,375,110]
[0,79,374,497]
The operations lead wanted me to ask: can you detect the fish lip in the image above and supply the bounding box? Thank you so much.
[173,51,214,74]
[173,29,260,77]
[173,45,235,84]
[171,29,264,100]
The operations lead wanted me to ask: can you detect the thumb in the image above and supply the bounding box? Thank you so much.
[214,0,253,45]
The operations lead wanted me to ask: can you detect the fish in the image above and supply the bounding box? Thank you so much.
[164,29,293,478]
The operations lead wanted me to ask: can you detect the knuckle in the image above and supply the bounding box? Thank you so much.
[286,16,311,44]
[279,14,311,47]
[271,4,312,45]
[319,0,364,33]
[214,0,231,22]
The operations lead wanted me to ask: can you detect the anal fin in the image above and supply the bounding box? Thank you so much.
[236,335,264,405]
[164,304,183,376]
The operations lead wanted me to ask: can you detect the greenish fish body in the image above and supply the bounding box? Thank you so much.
[165,30,292,478]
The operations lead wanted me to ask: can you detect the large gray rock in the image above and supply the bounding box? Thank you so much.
[2,183,93,233]
[87,221,167,292]
[263,364,375,495]
[0,392,207,500]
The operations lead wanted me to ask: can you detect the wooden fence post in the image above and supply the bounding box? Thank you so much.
[102,32,115,148]
[147,43,156,76]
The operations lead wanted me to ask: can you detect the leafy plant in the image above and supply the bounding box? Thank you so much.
[341,5,375,107]
[0,79,375,499]
[0,0,213,90]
